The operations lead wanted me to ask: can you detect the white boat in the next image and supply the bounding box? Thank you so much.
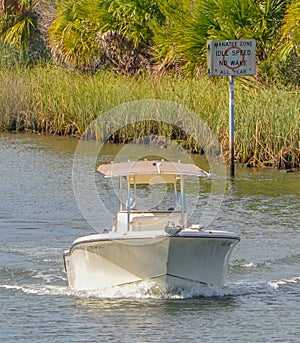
[64,160,240,292]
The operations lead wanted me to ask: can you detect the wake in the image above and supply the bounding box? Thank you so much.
[1,276,299,299]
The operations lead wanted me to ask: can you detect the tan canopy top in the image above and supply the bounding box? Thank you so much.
[97,160,209,184]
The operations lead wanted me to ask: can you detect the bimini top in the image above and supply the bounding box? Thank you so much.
[97,160,209,184]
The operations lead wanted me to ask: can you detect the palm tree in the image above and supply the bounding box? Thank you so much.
[94,0,164,73]
[281,0,300,57]
[47,0,103,70]
[0,0,40,51]
[151,0,192,73]
[0,0,20,15]
[277,0,300,86]
[153,0,290,77]
[48,0,164,73]
[248,0,289,62]
[46,0,296,83]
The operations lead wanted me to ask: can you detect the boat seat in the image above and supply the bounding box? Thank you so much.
[131,211,182,231]
[131,216,165,231]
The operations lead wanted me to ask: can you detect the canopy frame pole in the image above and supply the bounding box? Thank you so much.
[180,175,185,229]
[127,177,131,231]
[174,180,178,205]
[119,176,122,211]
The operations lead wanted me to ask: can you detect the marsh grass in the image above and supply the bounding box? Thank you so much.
[0,66,299,168]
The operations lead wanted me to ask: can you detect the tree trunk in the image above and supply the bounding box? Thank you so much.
[0,0,20,15]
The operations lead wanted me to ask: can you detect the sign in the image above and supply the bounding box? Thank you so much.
[207,40,256,76]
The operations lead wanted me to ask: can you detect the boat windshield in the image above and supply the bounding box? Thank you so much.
[119,181,180,212]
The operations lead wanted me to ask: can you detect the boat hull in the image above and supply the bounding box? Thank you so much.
[64,231,240,291]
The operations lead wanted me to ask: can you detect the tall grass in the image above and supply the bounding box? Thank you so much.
[0,65,299,168]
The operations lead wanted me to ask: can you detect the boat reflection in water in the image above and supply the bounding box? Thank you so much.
[64,160,240,292]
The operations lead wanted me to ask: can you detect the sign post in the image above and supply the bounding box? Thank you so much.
[207,40,256,177]
[229,75,234,178]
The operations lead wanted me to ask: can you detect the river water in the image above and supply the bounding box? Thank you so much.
[0,133,299,343]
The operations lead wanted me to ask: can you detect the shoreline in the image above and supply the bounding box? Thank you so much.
[0,67,299,169]
[2,130,299,171]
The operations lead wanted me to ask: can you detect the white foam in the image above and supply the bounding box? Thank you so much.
[231,260,271,269]
[1,276,299,299]
[268,276,300,289]
[0,283,70,296]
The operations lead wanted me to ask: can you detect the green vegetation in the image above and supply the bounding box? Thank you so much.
[0,1,299,168]
[0,67,299,168]
[0,0,299,84]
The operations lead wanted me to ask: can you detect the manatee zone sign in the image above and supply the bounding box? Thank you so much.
[207,40,256,76]
[207,40,256,177]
